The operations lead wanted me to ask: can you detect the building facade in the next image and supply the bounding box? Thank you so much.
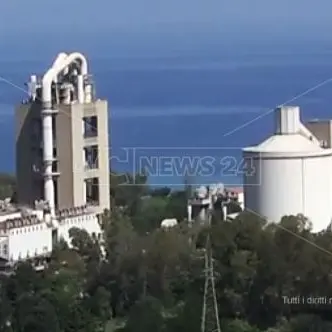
[0,205,102,262]
[15,57,110,214]
[0,52,111,266]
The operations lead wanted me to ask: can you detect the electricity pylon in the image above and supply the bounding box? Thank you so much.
[201,212,221,332]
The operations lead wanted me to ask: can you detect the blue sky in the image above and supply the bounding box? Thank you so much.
[0,0,331,58]
[1,0,331,33]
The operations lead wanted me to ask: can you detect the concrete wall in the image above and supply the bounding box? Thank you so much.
[69,100,110,213]
[56,104,75,208]
[16,103,44,205]
[8,223,52,261]
[57,213,102,246]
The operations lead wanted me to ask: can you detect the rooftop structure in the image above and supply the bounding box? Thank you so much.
[305,119,332,148]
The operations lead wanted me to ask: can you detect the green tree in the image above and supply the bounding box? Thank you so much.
[15,295,60,332]
[123,297,164,332]
[132,196,168,233]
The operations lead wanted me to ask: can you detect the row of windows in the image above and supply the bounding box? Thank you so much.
[9,217,97,236]
[10,225,44,235]
[64,215,96,224]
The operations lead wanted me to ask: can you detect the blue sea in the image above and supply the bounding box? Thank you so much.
[1,43,332,187]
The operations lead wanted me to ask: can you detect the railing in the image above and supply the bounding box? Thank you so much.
[83,130,98,139]
[84,162,98,170]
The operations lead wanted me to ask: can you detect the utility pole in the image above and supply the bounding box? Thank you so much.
[201,211,221,332]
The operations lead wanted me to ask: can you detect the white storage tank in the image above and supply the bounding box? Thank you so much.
[243,106,332,232]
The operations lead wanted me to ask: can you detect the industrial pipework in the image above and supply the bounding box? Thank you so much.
[41,52,90,215]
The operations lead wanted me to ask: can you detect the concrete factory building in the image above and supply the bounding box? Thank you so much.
[243,106,332,233]
[16,52,110,214]
[0,52,110,264]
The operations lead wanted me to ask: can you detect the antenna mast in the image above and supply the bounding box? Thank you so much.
[201,210,221,332]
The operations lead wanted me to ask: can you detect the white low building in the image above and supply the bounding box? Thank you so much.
[0,204,102,264]
[57,205,103,244]
[0,214,52,262]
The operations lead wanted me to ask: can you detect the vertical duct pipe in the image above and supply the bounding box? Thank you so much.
[77,74,84,103]
[85,83,92,103]
[42,52,89,215]
[222,205,227,221]
[187,204,192,222]
[29,75,37,101]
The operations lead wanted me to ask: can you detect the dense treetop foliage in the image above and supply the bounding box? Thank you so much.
[0,173,332,331]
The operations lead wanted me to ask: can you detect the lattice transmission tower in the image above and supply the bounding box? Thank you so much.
[200,220,221,332]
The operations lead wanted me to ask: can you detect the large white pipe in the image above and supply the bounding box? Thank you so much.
[42,52,88,214]
[43,52,88,103]
[52,52,68,69]
[51,53,68,82]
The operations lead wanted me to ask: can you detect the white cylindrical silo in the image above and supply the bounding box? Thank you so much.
[243,106,332,233]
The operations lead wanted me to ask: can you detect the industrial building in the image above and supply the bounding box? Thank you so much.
[0,52,110,264]
[187,106,332,232]
[243,106,332,232]
[2,52,332,264]
[187,184,244,223]
[16,52,110,214]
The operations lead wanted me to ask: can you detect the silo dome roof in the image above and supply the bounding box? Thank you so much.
[243,134,332,158]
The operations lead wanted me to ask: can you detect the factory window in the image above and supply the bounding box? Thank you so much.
[83,116,98,138]
[52,116,56,140]
[3,244,7,256]
[54,179,58,208]
[84,145,99,169]
[85,177,99,205]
